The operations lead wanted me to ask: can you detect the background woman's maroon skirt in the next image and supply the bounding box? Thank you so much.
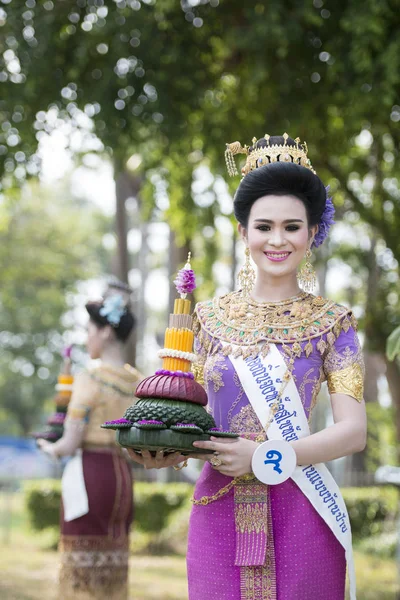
[59,448,133,600]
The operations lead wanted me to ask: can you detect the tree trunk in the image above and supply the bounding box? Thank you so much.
[114,171,130,284]
[113,162,142,366]
[134,221,149,372]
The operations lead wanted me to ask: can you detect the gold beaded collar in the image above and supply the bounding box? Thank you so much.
[194,291,356,360]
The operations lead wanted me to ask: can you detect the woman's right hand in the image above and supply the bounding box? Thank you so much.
[126,448,187,469]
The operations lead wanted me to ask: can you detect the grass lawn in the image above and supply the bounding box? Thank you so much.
[1,490,399,599]
[0,546,188,600]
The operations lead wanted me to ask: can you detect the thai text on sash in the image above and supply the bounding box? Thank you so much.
[244,354,350,534]
[245,355,300,443]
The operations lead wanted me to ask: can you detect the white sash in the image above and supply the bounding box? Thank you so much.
[229,342,356,600]
[61,449,89,522]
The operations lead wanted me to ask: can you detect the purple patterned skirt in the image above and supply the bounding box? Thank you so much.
[187,463,346,600]
[59,448,133,600]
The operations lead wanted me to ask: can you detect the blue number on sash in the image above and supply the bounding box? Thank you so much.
[264,450,283,474]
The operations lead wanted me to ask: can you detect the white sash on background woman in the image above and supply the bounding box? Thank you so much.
[61,449,89,522]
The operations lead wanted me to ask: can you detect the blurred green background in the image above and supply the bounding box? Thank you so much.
[0,0,400,598]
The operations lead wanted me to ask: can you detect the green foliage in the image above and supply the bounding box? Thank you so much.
[342,486,398,541]
[1,1,399,255]
[0,181,109,434]
[24,479,193,536]
[25,479,398,559]
[1,1,400,447]
[387,327,400,361]
[358,531,397,560]
[134,482,192,534]
[24,480,61,532]
[365,404,399,471]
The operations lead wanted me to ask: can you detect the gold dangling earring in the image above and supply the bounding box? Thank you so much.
[237,247,256,297]
[298,248,317,293]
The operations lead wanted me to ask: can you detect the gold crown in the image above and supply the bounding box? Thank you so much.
[225,132,315,177]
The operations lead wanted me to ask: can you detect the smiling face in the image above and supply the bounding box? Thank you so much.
[238,194,318,284]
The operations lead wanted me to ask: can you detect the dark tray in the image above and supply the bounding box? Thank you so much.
[117,427,221,455]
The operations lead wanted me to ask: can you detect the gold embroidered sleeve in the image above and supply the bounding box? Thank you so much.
[323,318,365,403]
[326,363,364,403]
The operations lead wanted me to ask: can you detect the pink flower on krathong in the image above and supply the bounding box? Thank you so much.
[63,345,73,359]
[174,268,196,296]
[104,418,132,425]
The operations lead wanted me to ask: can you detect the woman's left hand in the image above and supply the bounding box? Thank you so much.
[190,436,258,477]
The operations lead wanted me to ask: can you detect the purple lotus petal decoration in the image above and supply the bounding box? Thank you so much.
[47,412,66,425]
[134,419,168,430]
[155,369,194,379]
[313,186,335,248]
[104,418,133,425]
[206,429,239,438]
[174,268,196,296]
[170,423,203,433]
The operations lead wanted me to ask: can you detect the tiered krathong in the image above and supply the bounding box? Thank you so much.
[102,254,237,454]
[32,346,74,443]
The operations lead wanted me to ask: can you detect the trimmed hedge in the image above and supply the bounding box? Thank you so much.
[24,480,61,532]
[24,480,398,551]
[341,487,398,540]
[133,482,192,533]
[24,480,193,534]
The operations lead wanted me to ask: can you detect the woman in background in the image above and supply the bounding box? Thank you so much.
[38,283,141,600]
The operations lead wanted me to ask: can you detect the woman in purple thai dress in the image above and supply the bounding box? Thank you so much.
[132,134,367,600]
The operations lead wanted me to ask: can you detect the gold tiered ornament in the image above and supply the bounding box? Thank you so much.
[102,254,238,454]
[32,346,74,443]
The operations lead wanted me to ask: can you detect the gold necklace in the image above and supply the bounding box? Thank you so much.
[191,346,294,506]
[248,290,305,305]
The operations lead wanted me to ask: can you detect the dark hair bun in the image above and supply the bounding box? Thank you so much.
[86,301,136,342]
[234,162,326,228]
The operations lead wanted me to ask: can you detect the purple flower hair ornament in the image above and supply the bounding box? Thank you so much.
[312,187,335,248]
